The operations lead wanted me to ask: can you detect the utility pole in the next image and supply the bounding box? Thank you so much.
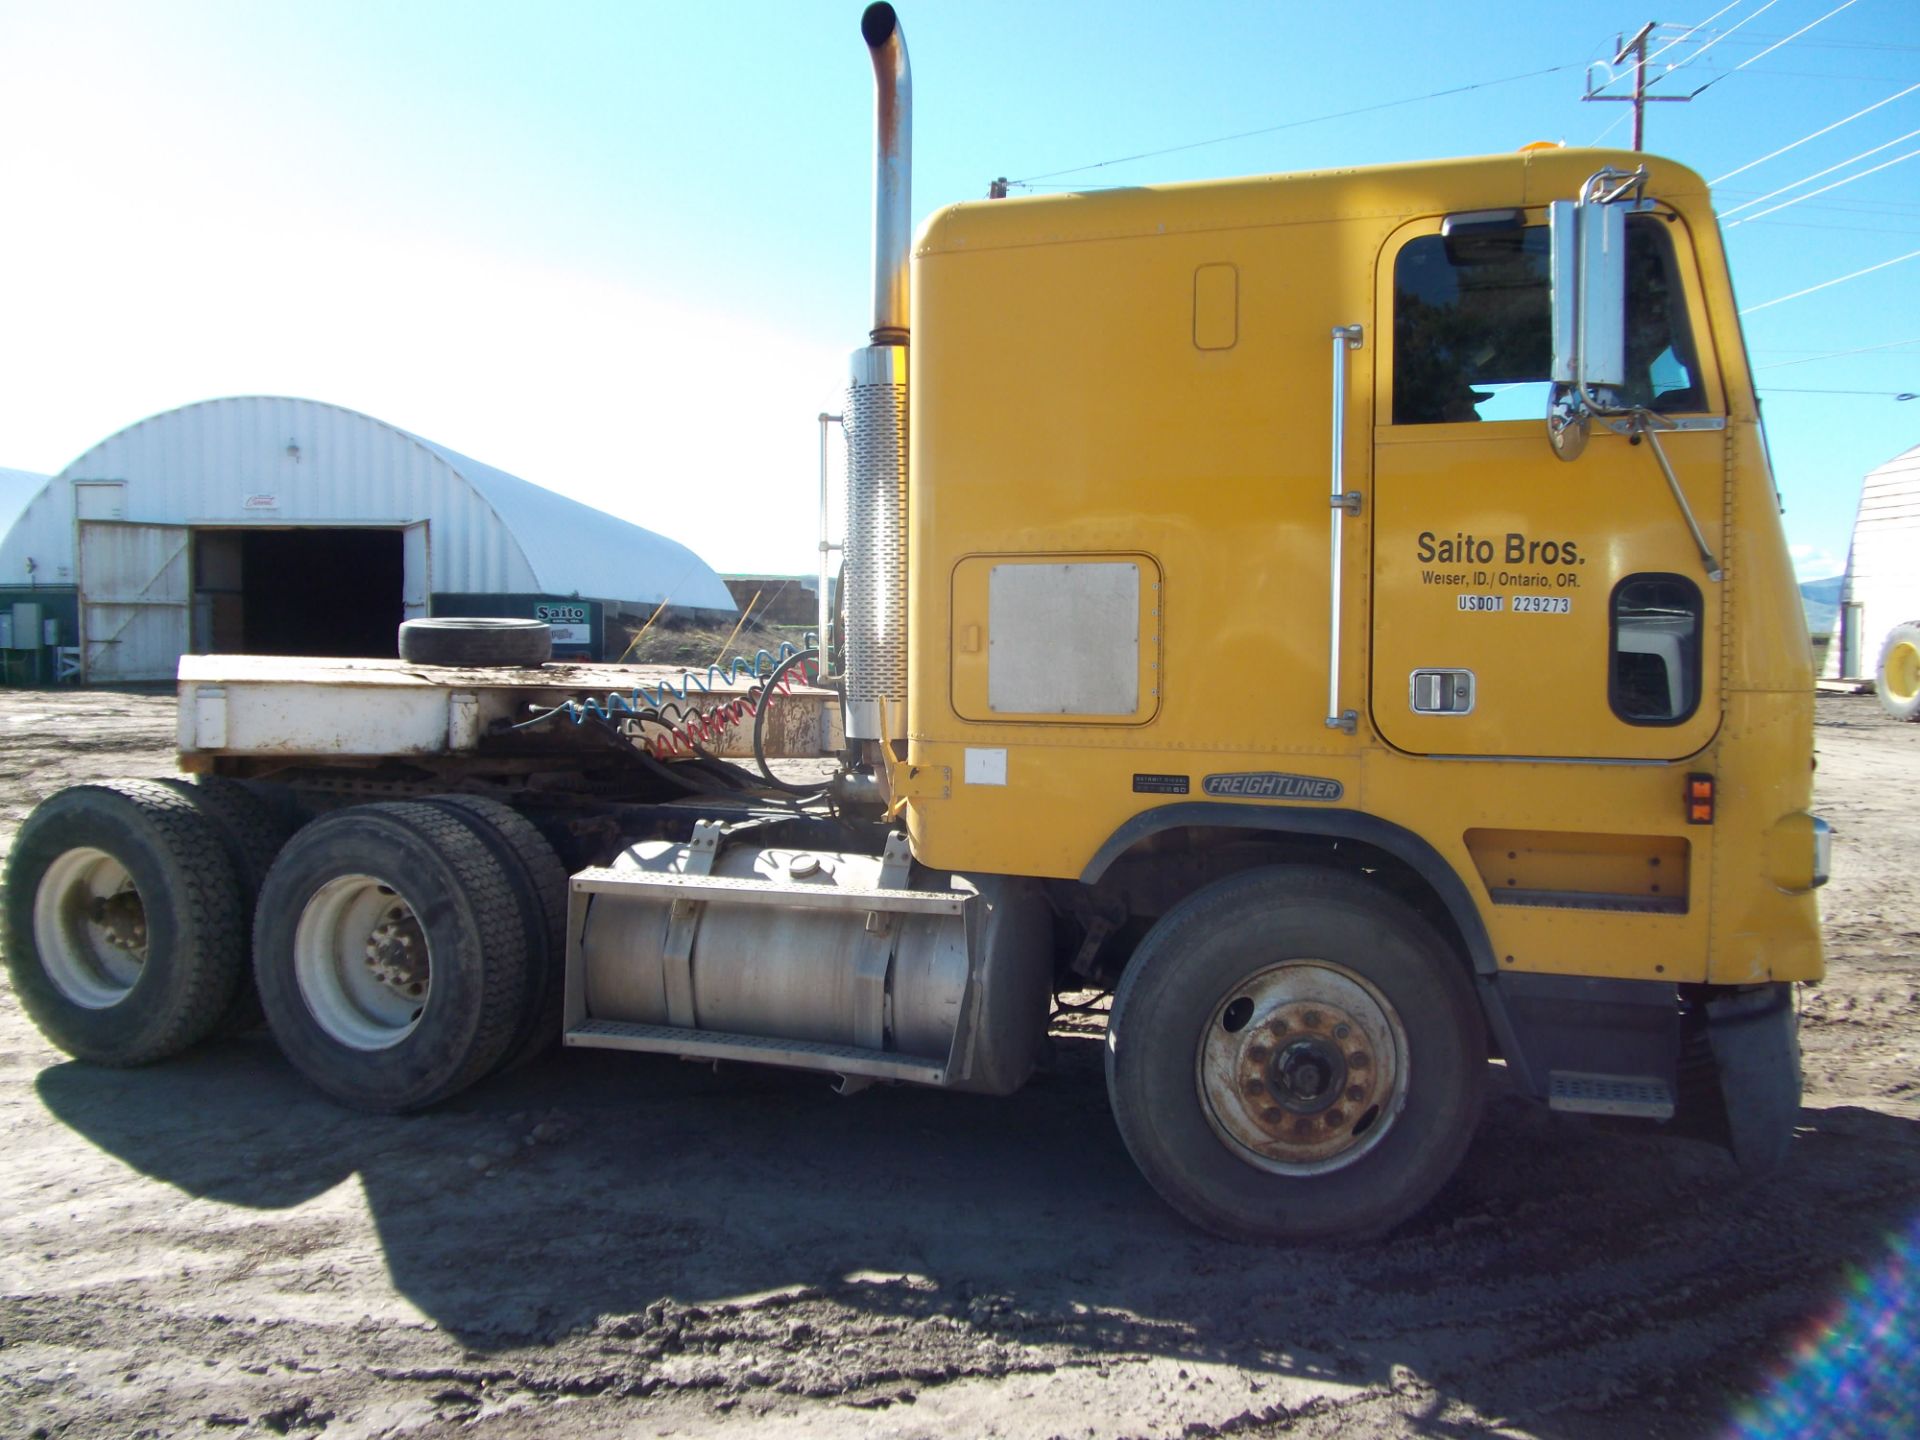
[1583,21,1691,150]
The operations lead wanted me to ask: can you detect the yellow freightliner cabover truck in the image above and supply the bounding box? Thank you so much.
[4,6,1827,1241]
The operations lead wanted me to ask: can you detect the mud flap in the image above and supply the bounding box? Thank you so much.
[1706,983,1801,1174]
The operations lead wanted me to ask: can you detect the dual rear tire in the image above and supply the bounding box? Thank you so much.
[6,781,567,1112]
[3,781,249,1066]
[250,798,568,1111]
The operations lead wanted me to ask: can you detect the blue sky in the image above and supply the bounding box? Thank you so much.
[2,0,1914,578]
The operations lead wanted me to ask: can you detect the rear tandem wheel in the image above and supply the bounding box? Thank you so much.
[252,801,532,1111]
[418,794,569,1072]
[153,776,301,1034]
[2,780,248,1066]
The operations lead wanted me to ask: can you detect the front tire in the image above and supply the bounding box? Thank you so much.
[1105,866,1485,1242]
[253,802,529,1111]
[3,780,247,1065]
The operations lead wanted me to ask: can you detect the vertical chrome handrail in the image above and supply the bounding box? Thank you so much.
[817,412,844,677]
[1326,325,1364,733]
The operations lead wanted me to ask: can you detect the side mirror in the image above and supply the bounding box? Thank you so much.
[1546,198,1628,461]
[1549,198,1627,391]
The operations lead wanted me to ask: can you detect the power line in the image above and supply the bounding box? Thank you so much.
[1747,219,1920,235]
[1006,60,1582,187]
[1658,27,1920,54]
[1723,129,1920,218]
[1728,68,1916,83]
[1756,336,1920,370]
[1585,0,1862,144]
[1756,387,1917,396]
[1651,0,1790,80]
[1711,81,1920,185]
[1740,248,1920,315]
[1588,108,1634,146]
[1726,143,1920,227]
[1720,192,1920,215]
[1685,0,1863,97]
[1632,0,1751,76]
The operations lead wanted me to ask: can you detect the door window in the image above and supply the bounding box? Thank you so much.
[1392,217,1705,424]
[1610,574,1704,725]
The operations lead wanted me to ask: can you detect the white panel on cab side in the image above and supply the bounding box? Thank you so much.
[988,562,1140,715]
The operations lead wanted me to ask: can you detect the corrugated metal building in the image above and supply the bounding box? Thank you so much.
[0,468,53,682]
[0,398,734,682]
[0,468,47,535]
[1833,442,1920,681]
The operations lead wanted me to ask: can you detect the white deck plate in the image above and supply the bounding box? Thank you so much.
[176,654,841,759]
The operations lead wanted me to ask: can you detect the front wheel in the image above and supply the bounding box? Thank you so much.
[1105,865,1485,1242]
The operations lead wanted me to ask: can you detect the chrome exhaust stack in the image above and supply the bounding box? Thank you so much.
[843,2,911,744]
[862,1,911,345]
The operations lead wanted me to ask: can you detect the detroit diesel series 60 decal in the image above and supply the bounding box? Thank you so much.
[1417,530,1582,614]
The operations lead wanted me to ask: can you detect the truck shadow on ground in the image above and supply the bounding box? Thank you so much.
[34,1028,1920,1435]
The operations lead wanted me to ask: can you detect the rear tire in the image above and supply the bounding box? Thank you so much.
[154,777,301,1034]
[3,780,246,1065]
[419,795,568,1072]
[1877,621,1920,722]
[1106,865,1485,1242]
[398,618,551,668]
[253,802,529,1111]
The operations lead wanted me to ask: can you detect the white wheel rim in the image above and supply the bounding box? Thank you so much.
[294,874,432,1050]
[1195,960,1410,1177]
[32,847,148,1008]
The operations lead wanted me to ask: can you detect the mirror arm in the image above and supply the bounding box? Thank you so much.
[1635,413,1725,582]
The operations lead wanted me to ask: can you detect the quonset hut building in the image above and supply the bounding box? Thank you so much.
[1831,442,1920,713]
[0,398,735,682]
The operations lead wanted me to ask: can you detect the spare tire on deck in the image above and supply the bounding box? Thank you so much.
[399,618,551,668]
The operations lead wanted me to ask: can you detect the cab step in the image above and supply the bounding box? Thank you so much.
[1547,1070,1676,1120]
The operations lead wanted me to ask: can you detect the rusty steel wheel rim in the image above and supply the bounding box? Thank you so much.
[1195,960,1410,1176]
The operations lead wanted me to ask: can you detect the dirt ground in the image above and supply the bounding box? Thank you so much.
[1,687,1915,1440]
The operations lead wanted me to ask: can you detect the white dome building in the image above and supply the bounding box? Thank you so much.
[0,398,734,681]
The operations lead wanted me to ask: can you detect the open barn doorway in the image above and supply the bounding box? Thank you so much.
[193,527,406,658]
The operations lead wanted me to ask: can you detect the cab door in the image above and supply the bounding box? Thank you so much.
[1367,208,1725,760]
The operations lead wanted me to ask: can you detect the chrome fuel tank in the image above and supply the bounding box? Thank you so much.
[571,832,1051,1095]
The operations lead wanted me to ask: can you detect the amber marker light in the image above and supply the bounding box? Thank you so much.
[1686,774,1715,826]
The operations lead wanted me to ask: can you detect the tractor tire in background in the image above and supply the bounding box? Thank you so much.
[1876,621,1920,722]
[155,777,303,1034]
[398,617,551,668]
[252,801,530,1112]
[420,794,568,1072]
[2,780,247,1066]
[1105,865,1486,1243]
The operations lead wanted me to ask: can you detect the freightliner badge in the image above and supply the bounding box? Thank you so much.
[1202,772,1344,802]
